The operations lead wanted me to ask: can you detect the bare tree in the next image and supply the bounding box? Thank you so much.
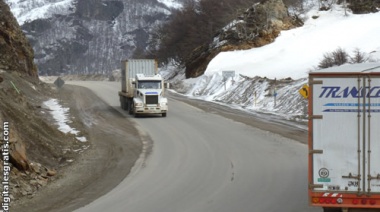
[318,47,348,69]
[318,47,377,69]
[332,47,349,65]
[318,52,335,69]
[151,0,259,65]
[349,48,370,63]
[346,0,380,14]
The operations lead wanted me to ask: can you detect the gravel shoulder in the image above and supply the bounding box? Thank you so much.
[12,84,145,212]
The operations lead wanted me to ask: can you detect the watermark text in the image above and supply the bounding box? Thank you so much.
[2,122,10,212]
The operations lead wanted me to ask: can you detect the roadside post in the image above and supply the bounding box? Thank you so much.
[222,71,235,91]
[273,78,277,107]
[298,84,309,117]
[54,77,65,100]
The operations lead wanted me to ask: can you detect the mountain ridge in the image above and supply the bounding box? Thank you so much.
[5,0,183,75]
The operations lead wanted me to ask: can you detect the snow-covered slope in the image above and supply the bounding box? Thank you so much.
[205,5,380,79]
[168,4,380,122]
[5,0,75,25]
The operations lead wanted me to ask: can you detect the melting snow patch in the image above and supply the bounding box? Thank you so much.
[76,136,87,142]
[43,99,87,142]
[157,0,182,9]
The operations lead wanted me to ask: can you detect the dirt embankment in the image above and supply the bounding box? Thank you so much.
[0,71,143,211]
[0,71,86,204]
[12,83,144,212]
[1,0,92,207]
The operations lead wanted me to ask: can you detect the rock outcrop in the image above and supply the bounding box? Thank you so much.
[0,0,38,78]
[185,0,303,78]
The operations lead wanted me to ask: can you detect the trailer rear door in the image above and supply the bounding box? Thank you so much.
[310,73,380,195]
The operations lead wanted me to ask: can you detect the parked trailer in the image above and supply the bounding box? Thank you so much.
[118,59,168,117]
[308,63,380,212]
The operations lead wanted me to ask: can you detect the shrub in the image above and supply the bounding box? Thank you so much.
[318,47,348,69]
[318,47,375,69]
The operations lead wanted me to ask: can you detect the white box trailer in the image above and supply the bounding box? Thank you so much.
[121,59,157,96]
[308,63,380,212]
[119,59,168,117]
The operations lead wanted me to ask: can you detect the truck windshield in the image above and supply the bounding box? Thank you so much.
[137,81,161,89]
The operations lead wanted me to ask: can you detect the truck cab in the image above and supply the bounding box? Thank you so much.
[119,59,168,117]
[132,74,168,117]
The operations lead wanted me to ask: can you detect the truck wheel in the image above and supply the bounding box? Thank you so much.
[128,101,133,115]
[162,113,167,117]
[120,96,126,110]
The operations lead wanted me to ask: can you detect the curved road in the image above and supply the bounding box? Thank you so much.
[69,81,321,212]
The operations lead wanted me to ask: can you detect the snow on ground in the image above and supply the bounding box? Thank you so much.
[162,4,380,122]
[5,0,74,25]
[157,0,183,9]
[43,98,87,142]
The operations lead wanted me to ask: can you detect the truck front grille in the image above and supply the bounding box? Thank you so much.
[146,95,159,104]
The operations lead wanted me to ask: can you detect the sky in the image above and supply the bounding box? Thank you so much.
[164,3,380,123]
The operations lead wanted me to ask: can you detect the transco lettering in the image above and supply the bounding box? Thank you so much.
[319,86,380,98]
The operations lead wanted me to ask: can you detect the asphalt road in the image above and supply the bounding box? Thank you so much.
[68,81,321,212]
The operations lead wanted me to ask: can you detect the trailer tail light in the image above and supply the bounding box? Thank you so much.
[313,197,342,204]
[312,194,379,207]
[361,199,367,205]
[312,198,319,203]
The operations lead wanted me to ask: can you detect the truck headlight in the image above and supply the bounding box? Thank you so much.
[160,98,168,106]
[135,102,143,107]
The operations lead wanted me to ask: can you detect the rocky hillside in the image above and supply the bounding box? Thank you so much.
[0,1,38,78]
[185,0,303,78]
[0,0,86,205]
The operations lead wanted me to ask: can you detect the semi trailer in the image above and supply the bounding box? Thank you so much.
[308,63,380,212]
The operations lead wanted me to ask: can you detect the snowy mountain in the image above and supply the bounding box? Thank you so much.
[5,0,184,75]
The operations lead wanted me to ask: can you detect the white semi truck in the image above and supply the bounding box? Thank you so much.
[118,59,168,117]
[308,63,380,212]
